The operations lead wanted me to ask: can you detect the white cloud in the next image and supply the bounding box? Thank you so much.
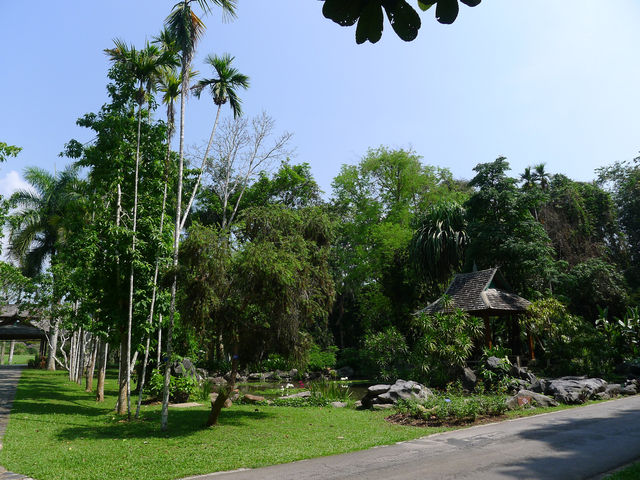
[0,170,30,199]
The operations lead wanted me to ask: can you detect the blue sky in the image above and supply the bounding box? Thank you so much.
[1,1,639,197]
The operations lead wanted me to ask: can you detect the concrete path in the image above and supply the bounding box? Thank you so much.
[0,366,34,480]
[183,395,640,480]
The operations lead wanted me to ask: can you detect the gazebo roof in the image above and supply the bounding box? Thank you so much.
[418,268,531,316]
[0,304,46,340]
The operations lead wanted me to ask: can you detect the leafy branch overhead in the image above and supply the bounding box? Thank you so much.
[322,0,481,44]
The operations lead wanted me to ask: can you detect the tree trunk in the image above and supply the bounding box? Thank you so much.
[207,342,238,427]
[77,329,85,385]
[161,52,189,432]
[117,337,128,415]
[156,320,162,368]
[96,340,108,402]
[8,340,15,364]
[47,318,60,371]
[69,330,77,382]
[86,338,98,392]
[0,342,5,365]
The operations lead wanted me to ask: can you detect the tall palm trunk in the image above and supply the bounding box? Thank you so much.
[86,338,98,392]
[136,115,173,419]
[180,104,222,230]
[125,95,144,419]
[161,57,189,432]
[96,339,109,402]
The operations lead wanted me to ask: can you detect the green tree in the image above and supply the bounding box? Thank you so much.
[105,38,178,419]
[6,165,83,370]
[464,157,556,296]
[0,142,21,162]
[162,0,237,431]
[180,205,335,426]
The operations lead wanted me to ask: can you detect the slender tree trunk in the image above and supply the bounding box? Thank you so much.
[77,329,86,385]
[8,341,15,364]
[86,338,98,392]
[69,331,77,382]
[156,319,162,368]
[180,105,222,230]
[162,55,189,432]
[0,342,5,365]
[117,337,128,415]
[47,318,60,371]
[125,99,144,420]
[96,340,108,402]
[207,341,238,427]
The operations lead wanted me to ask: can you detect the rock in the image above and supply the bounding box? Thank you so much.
[510,365,538,384]
[529,378,548,394]
[171,357,197,379]
[545,377,608,404]
[337,366,354,378]
[506,389,559,410]
[595,392,611,400]
[289,369,299,379]
[372,404,394,410]
[486,356,505,370]
[605,384,623,396]
[247,373,264,382]
[209,376,227,385]
[460,367,477,392]
[331,402,347,408]
[280,391,311,399]
[243,394,265,404]
[210,393,233,408]
[354,400,362,409]
[622,384,638,395]
[361,380,432,409]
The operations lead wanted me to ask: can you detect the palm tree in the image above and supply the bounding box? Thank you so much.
[162,0,237,431]
[134,56,181,419]
[105,39,177,418]
[7,165,81,370]
[181,53,249,229]
[520,167,535,191]
[410,200,469,286]
[533,163,550,191]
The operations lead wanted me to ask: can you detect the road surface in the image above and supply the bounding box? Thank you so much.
[183,395,640,480]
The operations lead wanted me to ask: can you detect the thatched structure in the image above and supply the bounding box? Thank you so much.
[0,305,47,357]
[418,268,531,351]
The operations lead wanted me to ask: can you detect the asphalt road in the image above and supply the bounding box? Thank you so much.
[182,395,640,480]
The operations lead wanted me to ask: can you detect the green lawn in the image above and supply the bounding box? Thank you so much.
[605,461,640,479]
[1,354,34,365]
[0,370,435,480]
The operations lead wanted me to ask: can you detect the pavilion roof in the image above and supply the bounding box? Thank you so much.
[418,268,531,316]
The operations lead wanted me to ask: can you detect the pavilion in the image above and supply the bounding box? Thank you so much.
[0,305,47,359]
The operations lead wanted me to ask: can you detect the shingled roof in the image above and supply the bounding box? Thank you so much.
[419,268,530,316]
[0,304,46,340]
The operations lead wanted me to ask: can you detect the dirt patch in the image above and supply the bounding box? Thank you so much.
[386,412,508,428]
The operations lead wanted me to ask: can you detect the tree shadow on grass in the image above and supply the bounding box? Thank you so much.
[54,407,274,441]
[490,402,640,479]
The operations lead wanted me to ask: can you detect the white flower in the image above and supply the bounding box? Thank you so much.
[340,377,348,381]
[285,383,294,389]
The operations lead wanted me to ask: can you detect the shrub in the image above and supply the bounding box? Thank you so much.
[147,369,200,403]
[397,394,507,423]
[306,344,338,371]
[361,326,410,382]
[409,309,483,387]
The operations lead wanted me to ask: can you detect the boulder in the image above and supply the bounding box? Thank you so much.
[372,404,394,410]
[247,373,264,382]
[486,356,506,370]
[331,401,347,408]
[506,389,559,410]
[209,376,227,385]
[171,358,197,379]
[243,394,265,404]
[361,380,433,409]
[460,367,477,392]
[510,365,538,384]
[545,377,607,404]
[605,384,623,396]
[280,391,311,399]
[622,384,638,395]
[529,378,548,394]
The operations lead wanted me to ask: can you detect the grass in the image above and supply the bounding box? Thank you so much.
[1,354,35,365]
[0,370,436,480]
[604,461,640,479]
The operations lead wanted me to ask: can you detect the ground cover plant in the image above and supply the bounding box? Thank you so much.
[0,370,433,480]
